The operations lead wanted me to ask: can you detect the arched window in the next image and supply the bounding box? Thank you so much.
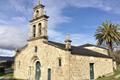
[33,25,36,37]
[38,23,42,36]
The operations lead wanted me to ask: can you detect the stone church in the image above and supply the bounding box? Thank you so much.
[14,0,116,80]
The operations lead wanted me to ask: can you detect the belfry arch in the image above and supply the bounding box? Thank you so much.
[38,23,42,36]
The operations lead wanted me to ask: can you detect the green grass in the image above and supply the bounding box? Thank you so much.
[0,73,13,78]
[0,73,23,80]
[0,73,4,77]
[5,73,14,78]
[96,67,120,80]
[1,67,120,80]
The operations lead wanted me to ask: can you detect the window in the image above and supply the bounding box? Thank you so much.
[35,46,38,52]
[48,68,51,80]
[38,23,42,35]
[58,58,62,67]
[36,10,39,13]
[33,25,36,37]
[35,10,39,17]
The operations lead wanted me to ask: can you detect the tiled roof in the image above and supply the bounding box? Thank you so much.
[45,41,112,59]
[17,40,112,59]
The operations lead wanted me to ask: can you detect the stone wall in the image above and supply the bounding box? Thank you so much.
[69,55,113,80]
[14,39,70,80]
[14,39,114,80]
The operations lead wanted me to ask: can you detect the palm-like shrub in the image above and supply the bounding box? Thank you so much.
[95,21,120,56]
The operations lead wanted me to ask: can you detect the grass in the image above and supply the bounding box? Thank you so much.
[0,73,13,78]
[96,67,120,80]
[0,73,4,77]
[5,73,14,78]
[0,73,23,80]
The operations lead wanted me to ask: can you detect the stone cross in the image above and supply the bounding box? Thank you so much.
[38,0,42,5]
[66,34,71,41]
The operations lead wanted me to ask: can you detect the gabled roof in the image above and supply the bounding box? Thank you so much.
[80,43,108,50]
[71,46,111,58]
[44,41,112,59]
[17,40,111,59]
[17,45,28,53]
[47,41,66,50]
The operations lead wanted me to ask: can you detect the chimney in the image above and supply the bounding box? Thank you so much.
[65,34,72,50]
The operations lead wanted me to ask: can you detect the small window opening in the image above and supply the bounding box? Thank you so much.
[38,23,42,35]
[33,25,36,37]
[36,10,39,13]
[35,46,38,52]
[36,10,39,17]
[59,58,62,67]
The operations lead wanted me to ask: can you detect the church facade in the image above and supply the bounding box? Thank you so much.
[14,1,115,80]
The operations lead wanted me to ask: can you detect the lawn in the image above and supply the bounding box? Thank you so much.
[0,73,14,79]
[0,73,4,77]
[0,73,23,80]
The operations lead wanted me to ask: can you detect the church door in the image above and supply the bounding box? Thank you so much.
[35,61,41,80]
[90,63,94,80]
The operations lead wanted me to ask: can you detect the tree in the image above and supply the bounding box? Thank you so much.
[114,50,120,65]
[95,21,120,56]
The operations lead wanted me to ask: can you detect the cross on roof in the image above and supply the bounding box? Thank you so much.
[38,0,42,5]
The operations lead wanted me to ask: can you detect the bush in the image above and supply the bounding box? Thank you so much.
[114,50,120,65]
[0,66,5,73]
[4,61,13,68]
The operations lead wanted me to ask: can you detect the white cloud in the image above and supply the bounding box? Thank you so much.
[0,0,120,51]
[43,0,120,46]
[0,25,27,50]
[0,48,15,57]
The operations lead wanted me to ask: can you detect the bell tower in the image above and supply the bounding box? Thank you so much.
[29,0,49,41]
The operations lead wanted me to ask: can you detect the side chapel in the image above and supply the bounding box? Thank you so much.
[14,0,116,80]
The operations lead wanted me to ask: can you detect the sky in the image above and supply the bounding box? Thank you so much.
[0,0,120,56]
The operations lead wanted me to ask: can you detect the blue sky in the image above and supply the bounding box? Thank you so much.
[0,0,120,56]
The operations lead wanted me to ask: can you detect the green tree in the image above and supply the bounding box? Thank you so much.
[95,21,120,56]
[114,50,120,65]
